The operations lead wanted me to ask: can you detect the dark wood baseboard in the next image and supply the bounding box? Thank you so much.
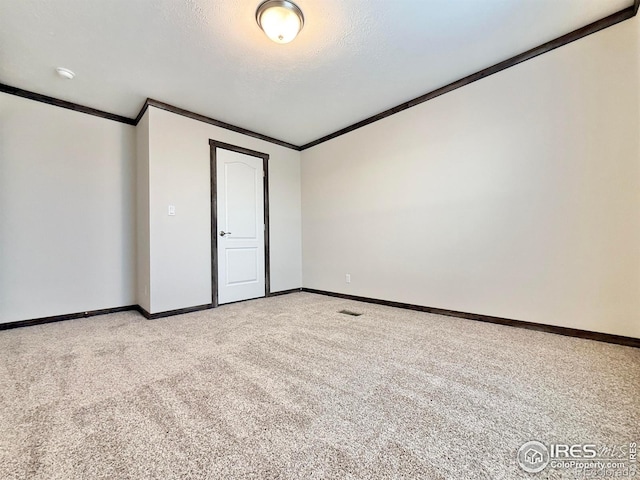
[136,303,214,320]
[212,288,302,308]
[301,288,640,349]
[134,305,152,319]
[268,288,303,297]
[0,305,138,331]
[0,289,306,330]
[3,289,636,349]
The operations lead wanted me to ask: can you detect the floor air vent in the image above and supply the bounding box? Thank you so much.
[339,310,362,317]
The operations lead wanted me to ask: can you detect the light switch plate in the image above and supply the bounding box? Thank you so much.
[168,205,176,216]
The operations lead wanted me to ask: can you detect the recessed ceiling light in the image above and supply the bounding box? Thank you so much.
[55,67,75,80]
[256,0,304,44]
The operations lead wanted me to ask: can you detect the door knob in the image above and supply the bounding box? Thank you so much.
[219,231,232,237]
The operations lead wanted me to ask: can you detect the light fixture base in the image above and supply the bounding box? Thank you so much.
[256,0,304,44]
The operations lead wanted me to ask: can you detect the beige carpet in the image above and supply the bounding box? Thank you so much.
[0,292,638,479]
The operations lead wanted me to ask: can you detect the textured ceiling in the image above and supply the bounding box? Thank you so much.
[0,0,631,145]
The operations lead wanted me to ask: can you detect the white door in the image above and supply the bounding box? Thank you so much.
[216,148,266,304]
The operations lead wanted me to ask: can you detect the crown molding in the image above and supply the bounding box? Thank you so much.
[299,6,636,150]
[136,99,301,150]
[0,83,136,125]
[1,4,636,152]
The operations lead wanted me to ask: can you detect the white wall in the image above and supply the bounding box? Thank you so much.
[136,110,151,312]
[0,93,136,323]
[146,106,302,314]
[301,16,640,338]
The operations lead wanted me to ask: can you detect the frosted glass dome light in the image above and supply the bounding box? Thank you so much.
[256,0,304,44]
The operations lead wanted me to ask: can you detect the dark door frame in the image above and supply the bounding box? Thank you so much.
[209,139,270,307]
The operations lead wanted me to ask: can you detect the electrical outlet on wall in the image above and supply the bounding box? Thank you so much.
[346,274,351,284]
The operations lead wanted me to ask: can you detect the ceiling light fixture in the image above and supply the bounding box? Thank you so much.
[256,0,304,44]
[55,67,75,80]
